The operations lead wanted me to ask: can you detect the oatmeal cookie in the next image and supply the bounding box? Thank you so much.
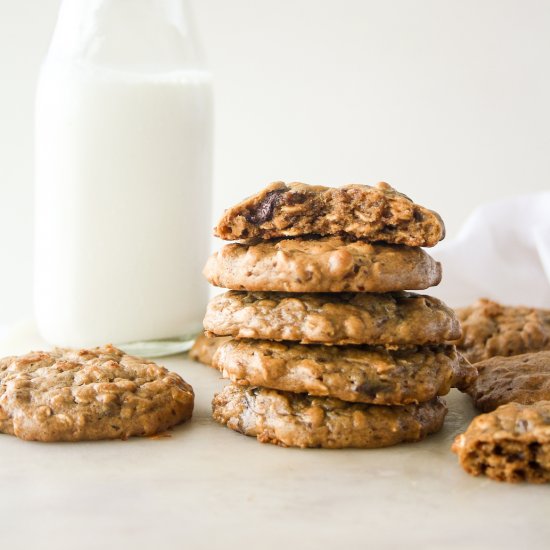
[455,298,550,363]
[213,339,474,405]
[465,350,550,412]
[204,290,460,345]
[189,331,231,367]
[0,345,194,441]
[452,401,550,483]
[204,237,442,293]
[214,181,445,246]
[212,384,447,448]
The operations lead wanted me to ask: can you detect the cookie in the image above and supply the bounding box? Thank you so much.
[214,181,445,247]
[455,298,550,363]
[204,290,460,345]
[213,339,474,405]
[0,345,194,442]
[203,236,442,293]
[452,401,550,483]
[212,384,447,448]
[465,350,550,412]
[189,331,231,367]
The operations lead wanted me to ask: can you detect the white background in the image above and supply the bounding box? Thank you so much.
[1,0,550,326]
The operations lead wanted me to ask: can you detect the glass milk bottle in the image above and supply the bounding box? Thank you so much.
[34,0,212,355]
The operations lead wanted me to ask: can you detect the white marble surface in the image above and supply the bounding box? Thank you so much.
[1,324,549,550]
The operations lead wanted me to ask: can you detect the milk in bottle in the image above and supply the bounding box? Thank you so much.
[34,0,212,354]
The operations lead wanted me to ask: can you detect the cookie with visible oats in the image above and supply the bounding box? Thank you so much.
[189,331,231,367]
[204,236,441,293]
[213,339,474,405]
[204,290,460,345]
[214,181,445,246]
[452,401,550,483]
[465,350,550,412]
[0,345,194,442]
[212,384,447,449]
[455,298,550,363]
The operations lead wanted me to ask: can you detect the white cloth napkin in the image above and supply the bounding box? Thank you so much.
[429,191,550,309]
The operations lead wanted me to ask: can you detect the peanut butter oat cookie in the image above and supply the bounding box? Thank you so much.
[189,331,231,367]
[455,298,550,363]
[204,290,460,345]
[213,339,474,405]
[0,345,194,442]
[465,350,550,412]
[214,181,445,246]
[212,384,447,448]
[452,401,550,483]
[204,236,441,293]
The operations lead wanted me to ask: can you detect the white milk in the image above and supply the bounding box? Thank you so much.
[34,0,212,349]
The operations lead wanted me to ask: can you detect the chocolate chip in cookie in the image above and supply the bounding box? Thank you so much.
[244,188,285,225]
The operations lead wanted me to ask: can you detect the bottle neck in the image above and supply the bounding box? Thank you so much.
[47,0,203,73]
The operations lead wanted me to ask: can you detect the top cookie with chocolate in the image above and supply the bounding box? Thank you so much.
[214,181,445,247]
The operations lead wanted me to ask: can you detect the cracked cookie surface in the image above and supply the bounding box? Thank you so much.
[204,290,460,345]
[452,401,550,483]
[465,350,550,412]
[204,236,441,293]
[0,345,194,441]
[455,298,550,363]
[214,181,445,246]
[213,339,474,405]
[212,384,447,448]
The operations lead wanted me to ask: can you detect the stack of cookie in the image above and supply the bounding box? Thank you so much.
[203,182,475,448]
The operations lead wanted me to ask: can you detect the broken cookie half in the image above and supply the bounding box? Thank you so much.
[452,401,550,483]
[213,181,445,247]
